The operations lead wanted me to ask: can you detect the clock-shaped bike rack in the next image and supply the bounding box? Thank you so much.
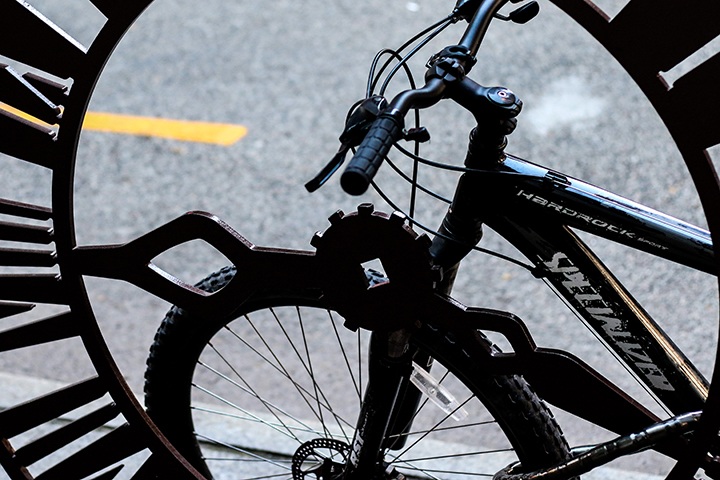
[0,0,719,478]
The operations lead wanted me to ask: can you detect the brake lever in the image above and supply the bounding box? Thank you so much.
[305,95,387,192]
[494,1,539,24]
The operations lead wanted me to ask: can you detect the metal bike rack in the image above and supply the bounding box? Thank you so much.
[0,0,718,478]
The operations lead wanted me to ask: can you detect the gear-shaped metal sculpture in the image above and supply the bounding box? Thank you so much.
[311,203,439,331]
[0,1,719,479]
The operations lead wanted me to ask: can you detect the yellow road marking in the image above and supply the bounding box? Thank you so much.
[83,112,248,146]
[1,103,248,146]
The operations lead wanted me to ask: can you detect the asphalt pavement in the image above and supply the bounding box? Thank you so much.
[0,0,718,478]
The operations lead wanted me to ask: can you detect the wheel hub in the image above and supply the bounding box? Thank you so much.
[292,438,351,480]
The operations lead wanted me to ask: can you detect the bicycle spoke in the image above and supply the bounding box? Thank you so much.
[193,378,337,444]
[357,329,364,410]
[393,395,477,460]
[296,307,333,439]
[386,419,499,440]
[145,274,565,479]
[400,448,515,463]
[202,342,307,442]
[295,307,356,441]
[386,368,451,443]
[197,356,327,430]
[192,382,313,442]
[387,446,515,480]
[274,306,354,442]
[329,310,363,402]
[220,323,333,412]
[226,309,356,440]
[200,470,291,480]
[221,321,348,432]
[191,405,323,437]
[396,464,495,478]
[195,432,292,472]
[203,458,293,464]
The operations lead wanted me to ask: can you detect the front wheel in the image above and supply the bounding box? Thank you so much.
[144,266,571,479]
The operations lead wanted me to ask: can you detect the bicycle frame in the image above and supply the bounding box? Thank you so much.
[480,154,712,414]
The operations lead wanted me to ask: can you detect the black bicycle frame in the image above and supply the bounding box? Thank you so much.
[462,154,713,415]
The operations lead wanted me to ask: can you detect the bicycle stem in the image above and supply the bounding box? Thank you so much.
[384,0,515,118]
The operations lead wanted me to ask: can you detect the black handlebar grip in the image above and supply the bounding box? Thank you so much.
[341,114,403,195]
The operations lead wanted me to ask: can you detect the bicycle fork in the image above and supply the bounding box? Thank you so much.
[345,92,518,479]
[343,242,477,480]
[344,329,418,480]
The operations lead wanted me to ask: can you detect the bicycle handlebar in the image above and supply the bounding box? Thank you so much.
[339,0,513,195]
[340,113,404,195]
[341,77,449,195]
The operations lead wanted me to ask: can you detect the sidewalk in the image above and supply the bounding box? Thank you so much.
[0,371,667,480]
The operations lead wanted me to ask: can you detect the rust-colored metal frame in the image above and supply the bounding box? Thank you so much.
[0,0,718,478]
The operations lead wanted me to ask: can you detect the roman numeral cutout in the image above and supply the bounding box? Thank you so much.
[0,301,34,320]
[0,220,53,245]
[0,376,148,480]
[610,0,720,75]
[34,424,144,480]
[0,312,78,352]
[0,375,201,479]
[0,249,56,268]
[22,72,69,108]
[0,110,56,168]
[0,1,82,169]
[0,198,52,221]
[12,403,120,467]
[0,64,62,125]
[0,377,106,440]
[0,1,86,81]
[0,199,59,307]
[0,199,56,270]
[0,2,237,478]
[0,275,66,305]
[668,53,720,150]
[87,466,124,480]
[607,0,720,148]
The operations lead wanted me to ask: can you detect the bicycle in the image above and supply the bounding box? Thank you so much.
[139,0,720,479]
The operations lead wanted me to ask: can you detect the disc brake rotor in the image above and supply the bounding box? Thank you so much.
[292,438,351,480]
